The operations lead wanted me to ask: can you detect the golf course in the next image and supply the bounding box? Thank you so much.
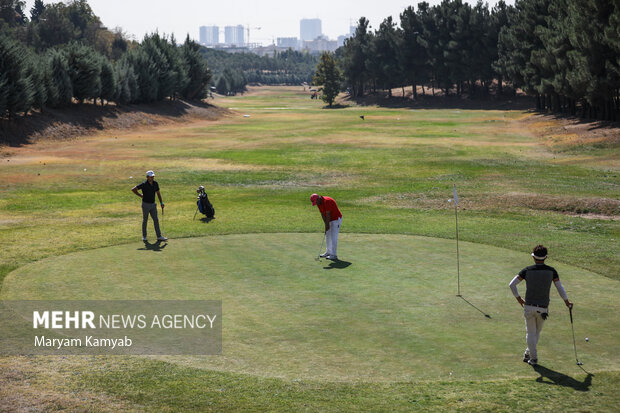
[1,86,619,411]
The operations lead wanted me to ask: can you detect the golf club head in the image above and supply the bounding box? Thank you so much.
[577,362,583,365]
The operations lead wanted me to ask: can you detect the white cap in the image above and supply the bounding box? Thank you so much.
[146,170,155,177]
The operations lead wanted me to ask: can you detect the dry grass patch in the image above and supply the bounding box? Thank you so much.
[0,357,136,412]
[357,191,620,217]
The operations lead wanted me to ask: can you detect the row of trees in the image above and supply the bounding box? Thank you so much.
[338,0,619,120]
[497,0,620,119]
[3,0,128,59]
[202,48,317,90]
[1,0,213,119]
[340,1,509,99]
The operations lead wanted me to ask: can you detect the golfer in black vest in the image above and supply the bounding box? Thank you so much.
[132,170,167,242]
[509,245,572,365]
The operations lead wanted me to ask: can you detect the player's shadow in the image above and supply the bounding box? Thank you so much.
[199,217,215,223]
[458,295,492,318]
[323,260,352,270]
[533,364,593,392]
[138,240,168,252]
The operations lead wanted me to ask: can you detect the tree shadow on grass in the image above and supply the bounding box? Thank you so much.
[533,364,594,392]
[138,240,168,252]
[323,260,352,270]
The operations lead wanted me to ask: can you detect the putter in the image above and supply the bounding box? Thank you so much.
[569,305,583,366]
[161,206,165,235]
[315,234,326,261]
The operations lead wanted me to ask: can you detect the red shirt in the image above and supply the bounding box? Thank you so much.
[318,196,342,220]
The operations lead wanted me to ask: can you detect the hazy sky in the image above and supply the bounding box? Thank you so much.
[23,0,514,45]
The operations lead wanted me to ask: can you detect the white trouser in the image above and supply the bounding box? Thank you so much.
[524,305,548,360]
[325,217,342,256]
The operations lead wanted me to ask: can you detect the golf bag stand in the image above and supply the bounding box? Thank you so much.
[196,186,215,219]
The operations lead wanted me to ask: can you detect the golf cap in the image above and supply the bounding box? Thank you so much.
[310,193,319,206]
[146,170,155,177]
[531,253,547,260]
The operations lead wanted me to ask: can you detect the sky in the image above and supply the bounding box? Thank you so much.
[23,0,514,45]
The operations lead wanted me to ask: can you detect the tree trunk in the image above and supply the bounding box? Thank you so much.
[497,76,503,96]
[552,93,560,113]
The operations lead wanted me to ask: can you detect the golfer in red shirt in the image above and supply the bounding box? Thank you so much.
[310,194,342,260]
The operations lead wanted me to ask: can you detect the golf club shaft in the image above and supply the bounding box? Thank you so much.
[318,233,325,259]
[569,307,580,364]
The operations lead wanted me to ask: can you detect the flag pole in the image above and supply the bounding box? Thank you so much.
[453,184,461,297]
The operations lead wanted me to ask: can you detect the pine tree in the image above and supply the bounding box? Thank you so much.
[65,42,102,103]
[24,51,49,110]
[369,16,401,97]
[216,73,229,95]
[99,56,117,105]
[181,35,212,100]
[0,32,34,117]
[47,48,73,106]
[30,0,45,22]
[312,51,341,107]
[399,5,428,99]
[490,1,510,95]
[125,46,158,102]
[341,17,371,97]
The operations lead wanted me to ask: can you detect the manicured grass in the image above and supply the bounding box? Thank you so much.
[0,86,618,411]
[3,233,619,382]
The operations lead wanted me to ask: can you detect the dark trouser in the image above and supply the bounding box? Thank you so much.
[142,202,161,238]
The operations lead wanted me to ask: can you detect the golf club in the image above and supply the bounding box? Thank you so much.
[193,205,199,220]
[161,205,165,235]
[315,233,326,261]
[569,305,583,366]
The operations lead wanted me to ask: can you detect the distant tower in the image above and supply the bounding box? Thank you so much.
[199,26,219,45]
[225,25,245,46]
[300,18,322,41]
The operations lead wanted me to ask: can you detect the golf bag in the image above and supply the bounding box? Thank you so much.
[196,186,215,218]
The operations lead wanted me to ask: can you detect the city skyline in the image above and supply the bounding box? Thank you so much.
[21,0,515,46]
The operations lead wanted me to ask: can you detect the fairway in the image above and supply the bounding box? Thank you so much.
[3,233,618,382]
[1,85,618,411]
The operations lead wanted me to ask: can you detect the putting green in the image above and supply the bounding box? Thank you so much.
[2,233,618,382]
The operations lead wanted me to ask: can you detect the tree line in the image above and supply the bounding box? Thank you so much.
[201,47,317,94]
[1,0,212,119]
[338,0,620,120]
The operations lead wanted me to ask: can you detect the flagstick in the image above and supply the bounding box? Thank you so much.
[454,185,461,297]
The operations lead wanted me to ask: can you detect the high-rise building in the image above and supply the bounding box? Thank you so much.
[199,26,219,45]
[300,18,322,41]
[224,25,245,46]
[303,35,337,53]
[277,37,298,49]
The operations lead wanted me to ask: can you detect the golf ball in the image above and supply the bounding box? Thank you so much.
[585,337,589,342]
